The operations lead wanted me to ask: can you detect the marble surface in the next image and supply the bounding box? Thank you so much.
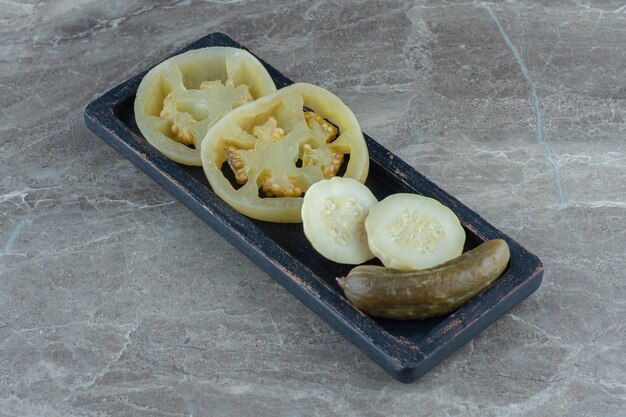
[1,0,625,415]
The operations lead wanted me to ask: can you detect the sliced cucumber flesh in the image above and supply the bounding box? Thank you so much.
[302,177,377,264]
[364,193,465,270]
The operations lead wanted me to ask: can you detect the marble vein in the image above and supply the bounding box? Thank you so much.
[1,219,30,256]
[480,2,569,210]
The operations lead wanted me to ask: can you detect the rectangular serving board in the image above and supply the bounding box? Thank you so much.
[84,32,543,383]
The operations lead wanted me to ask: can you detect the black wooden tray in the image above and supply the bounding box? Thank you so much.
[84,33,543,383]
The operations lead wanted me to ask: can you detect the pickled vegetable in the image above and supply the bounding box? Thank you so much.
[302,177,377,264]
[365,194,466,270]
[134,47,277,165]
[338,239,510,320]
[201,83,370,223]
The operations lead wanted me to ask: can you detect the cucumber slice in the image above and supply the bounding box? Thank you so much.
[301,177,377,264]
[364,194,466,270]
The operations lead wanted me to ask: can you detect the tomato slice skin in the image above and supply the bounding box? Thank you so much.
[201,83,370,223]
[134,47,277,166]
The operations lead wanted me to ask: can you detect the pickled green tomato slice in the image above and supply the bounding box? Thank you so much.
[302,177,377,264]
[365,194,466,270]
[134,47,277,166]
[201,83,370,223]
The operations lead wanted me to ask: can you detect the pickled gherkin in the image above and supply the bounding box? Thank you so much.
[337,240,510,320]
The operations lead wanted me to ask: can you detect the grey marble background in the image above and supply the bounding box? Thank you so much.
[1,0,625,416]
